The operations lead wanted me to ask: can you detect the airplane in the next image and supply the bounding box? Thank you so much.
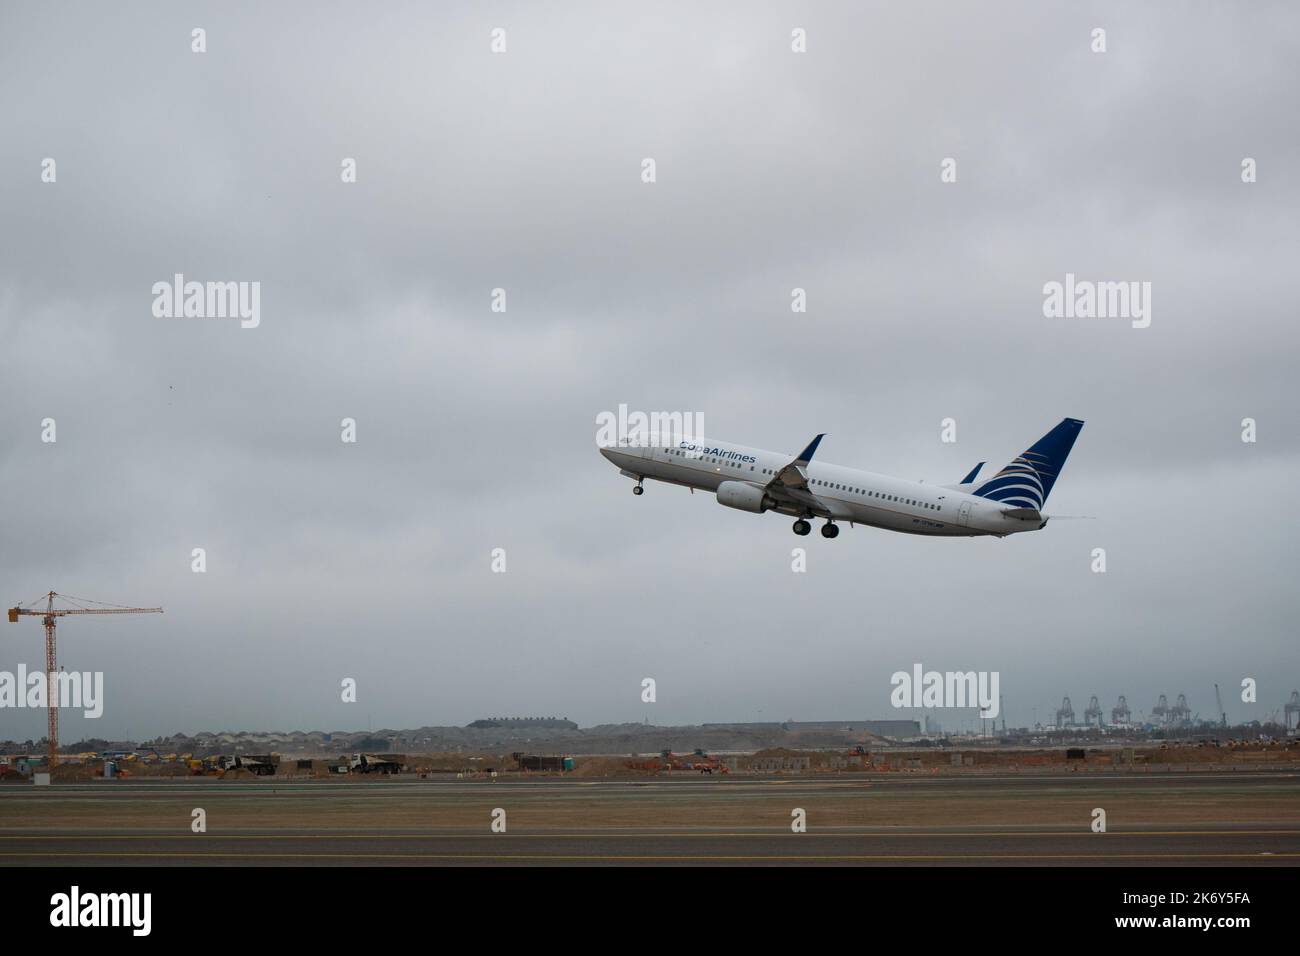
[599,418,1084,539]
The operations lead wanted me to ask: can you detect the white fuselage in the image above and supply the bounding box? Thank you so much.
[600,437,1047,538]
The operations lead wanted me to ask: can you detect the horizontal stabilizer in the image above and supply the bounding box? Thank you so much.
[1001,507,1042,521]
[939,461,987,490]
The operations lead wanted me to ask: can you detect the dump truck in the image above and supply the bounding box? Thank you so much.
[349,753,403,774]
[512,753,573,772]
[235,754,278,776]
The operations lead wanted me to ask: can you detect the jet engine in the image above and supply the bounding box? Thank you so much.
[716,480,769,514]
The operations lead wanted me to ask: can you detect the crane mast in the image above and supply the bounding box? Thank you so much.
[7,591,162,767]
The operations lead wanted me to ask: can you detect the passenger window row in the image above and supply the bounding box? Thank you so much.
[665,448,755,471]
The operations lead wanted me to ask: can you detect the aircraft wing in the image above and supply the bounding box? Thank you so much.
[762,434,845,519]
[768,434,823,492]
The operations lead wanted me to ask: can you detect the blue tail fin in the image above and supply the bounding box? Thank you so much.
[973,418,1084,509]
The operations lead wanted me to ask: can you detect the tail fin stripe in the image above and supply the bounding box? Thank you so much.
[973,418,1083,508]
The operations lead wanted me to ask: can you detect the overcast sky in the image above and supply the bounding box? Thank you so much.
[1,2,1297,742]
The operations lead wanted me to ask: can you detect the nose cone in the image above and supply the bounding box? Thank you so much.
[597,435,628,464]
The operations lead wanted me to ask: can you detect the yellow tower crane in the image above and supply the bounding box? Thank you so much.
[7,592,162,767]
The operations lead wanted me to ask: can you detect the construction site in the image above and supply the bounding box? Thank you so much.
[4,721,1299,866]
[3,596,1298,789]
[3,593,1299,865]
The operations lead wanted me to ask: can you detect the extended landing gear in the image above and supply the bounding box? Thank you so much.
[792,519,811,536]
[821,521,839,539]
[632,480,644,496]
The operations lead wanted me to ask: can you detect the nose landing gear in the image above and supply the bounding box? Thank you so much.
[632,480,644,496]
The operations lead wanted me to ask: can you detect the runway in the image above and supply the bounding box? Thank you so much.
[2,770,1297,866]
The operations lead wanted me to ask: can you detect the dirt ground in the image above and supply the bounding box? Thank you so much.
[4,769,1298,832]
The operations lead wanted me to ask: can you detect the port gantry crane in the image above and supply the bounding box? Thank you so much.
[7,592,162,767]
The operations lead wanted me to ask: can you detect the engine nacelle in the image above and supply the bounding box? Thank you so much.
[716,480,769,514]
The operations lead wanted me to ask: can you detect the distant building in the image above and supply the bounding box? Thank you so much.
[700,722,784,731]
[700,720,920,739]
[467,717,578,731]
[781,720,922,739]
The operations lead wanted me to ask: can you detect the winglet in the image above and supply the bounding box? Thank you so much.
[794,434,824,466]
[960,461,985,484]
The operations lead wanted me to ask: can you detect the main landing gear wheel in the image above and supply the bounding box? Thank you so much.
[821,522,839,539]
[792,519,811,536]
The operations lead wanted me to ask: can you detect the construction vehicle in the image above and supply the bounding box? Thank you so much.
[626,750,680,772]
[843,745,874,768]
[233,754,278,776]
[686,749,727,774]
[190,756,230,776]
[349,753,403,774]
[513,753,574,772]
[623,750,728,774]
